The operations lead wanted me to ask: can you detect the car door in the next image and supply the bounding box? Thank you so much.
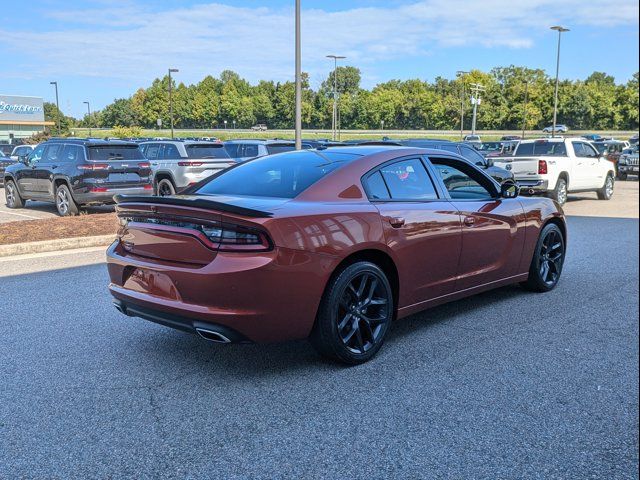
[35,143,65,195]
[580,141,607,188]
[569,141,597,189]
[364,156,462,306]
[428,156,526,291]
[16,144,45,195]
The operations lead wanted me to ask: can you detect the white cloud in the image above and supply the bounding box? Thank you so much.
[0,0,637,88]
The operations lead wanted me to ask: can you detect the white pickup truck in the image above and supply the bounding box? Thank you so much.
[493,138,616,205]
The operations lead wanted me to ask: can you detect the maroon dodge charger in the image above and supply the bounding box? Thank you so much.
[107,146,566,364]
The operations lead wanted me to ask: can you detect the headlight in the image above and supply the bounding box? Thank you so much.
[619,156,628,165]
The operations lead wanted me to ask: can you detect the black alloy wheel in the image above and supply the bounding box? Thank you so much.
[522,223,565,292]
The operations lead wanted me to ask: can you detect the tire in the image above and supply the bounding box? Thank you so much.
[55,184,79,216]
[5,180,24,208]
[597,174,614,200]
[521,223,565,293]
[156,178,176,197]
[549,177,568,205]
[618,172,628,181]
[310,261,394,365]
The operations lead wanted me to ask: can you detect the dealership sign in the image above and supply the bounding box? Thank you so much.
[0,95,45,122]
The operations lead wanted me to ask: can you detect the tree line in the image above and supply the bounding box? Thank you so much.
[58,66,638,132]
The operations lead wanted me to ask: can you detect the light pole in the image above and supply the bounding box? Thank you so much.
[50,81,60,135]
[456,71,469,140]
[326,55,346,141]
[83,101,92,137]
[168,68,179,138]
[550,26,569,138]
[224,120,228,130]
[521,81,529,139]
[294,0,302,150]
[381,120,384,131]
[469,82,486,135]
[233,120,236,130]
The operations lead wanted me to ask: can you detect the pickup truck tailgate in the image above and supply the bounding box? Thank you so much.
[493,157,541,178]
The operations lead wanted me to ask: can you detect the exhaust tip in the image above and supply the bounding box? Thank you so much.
[195,328,232,344]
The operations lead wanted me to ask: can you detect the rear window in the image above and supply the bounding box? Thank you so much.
[266,143,312,155]
[224,143,240,158]
[196,151,359,199]
[515,142,567,157]
[186,144,229,159]
[87,145,144,161]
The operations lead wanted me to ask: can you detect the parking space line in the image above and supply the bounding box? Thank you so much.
[0,210,43,220]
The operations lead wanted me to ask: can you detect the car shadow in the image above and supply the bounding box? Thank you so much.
[22,200,114,215]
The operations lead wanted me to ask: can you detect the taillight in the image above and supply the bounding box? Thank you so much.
[89,186,109,192]
[143,184,153,190]
[538,160,548,175]
[78,163,109,170]
[177,161,203,167]
[138,161,151,169]
[201,224,271,251]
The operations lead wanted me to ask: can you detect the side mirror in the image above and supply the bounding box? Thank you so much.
[18,154,30,165]
[500,179,520,199]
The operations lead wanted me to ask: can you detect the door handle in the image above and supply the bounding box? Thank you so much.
[463,216,476,227]
[387,217,405,228]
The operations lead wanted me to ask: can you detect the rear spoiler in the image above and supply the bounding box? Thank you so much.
[114,195,273,218]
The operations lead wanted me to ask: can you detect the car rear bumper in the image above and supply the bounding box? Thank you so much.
[106,240,334,343]
[74,186,153,204]
[619,165,639,174]
[516,179,549,194]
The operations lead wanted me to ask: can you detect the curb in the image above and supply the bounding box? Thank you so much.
[0,235,116,258]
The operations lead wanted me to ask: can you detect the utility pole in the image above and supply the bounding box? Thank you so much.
[294,0,302,150]
[550,26,569,138]
[168,68,179,139]
[469,83,486,135]
[456,71,469,140]
[326,55,346,141]
[83,101,92,137]
[50,81,60,135]
[521,82,529,139]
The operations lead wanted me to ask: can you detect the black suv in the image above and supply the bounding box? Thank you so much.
[399,139,514,183]
[4,138,153,216]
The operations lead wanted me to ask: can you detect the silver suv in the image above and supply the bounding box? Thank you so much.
[140,140,233,196]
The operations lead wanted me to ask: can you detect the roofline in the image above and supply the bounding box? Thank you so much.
[0,120,55,126]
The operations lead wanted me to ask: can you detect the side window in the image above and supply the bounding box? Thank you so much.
[585,144,600,157]
[572,142,586,157]
[162,144,181,160]
[143,144,160,160]
[378,158,438,200]
[365,171,391,200]
[460,145,487,167]
[431,159,494,200]
[42,144,64,162]
[61,145,83,163]
[244,144,259,158]
[28,144,45,163]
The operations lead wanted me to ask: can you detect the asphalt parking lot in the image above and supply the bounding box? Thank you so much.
[1,188,638,478]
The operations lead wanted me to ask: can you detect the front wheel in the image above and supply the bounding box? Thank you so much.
[521,223,565,292]
[5,180,25,208]
[310,262,394,364]
[597,174,614,200]
[618,172,628,181]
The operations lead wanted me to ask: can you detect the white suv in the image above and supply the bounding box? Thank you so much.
[140,140,234,196]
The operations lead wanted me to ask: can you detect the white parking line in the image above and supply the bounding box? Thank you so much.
[0,210,42,220]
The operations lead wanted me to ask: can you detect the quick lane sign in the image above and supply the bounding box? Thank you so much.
[0,95,45,122]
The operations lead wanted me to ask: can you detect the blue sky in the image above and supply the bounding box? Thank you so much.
[1,0,638,118]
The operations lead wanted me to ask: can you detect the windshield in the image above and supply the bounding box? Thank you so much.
[196,151,359,199]
[515,141,567,157]
[186,144,229,159]
[87,145,144,161]
[478,142,502,151]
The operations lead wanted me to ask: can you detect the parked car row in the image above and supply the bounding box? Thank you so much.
[3,131,635,216]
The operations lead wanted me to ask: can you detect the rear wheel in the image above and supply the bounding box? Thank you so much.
[310,261,394,364]
[156,178,176,197]
[549,177,568,205]
[521,223,565,292]
[597,173,614,200]
[55,184,79,216]
[5,180,24,208]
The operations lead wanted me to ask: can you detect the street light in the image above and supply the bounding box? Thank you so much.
[233,120,236,130]
[168,68,179,139]
[224,120,228,130]
[50,81,60,135]
[294,0,302,150]
[83,101,92,137]
[326,55,346,141]
[521,81,529,140]
[456,71,469,140]
[469,83,486,135]
[550,26,569,138]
